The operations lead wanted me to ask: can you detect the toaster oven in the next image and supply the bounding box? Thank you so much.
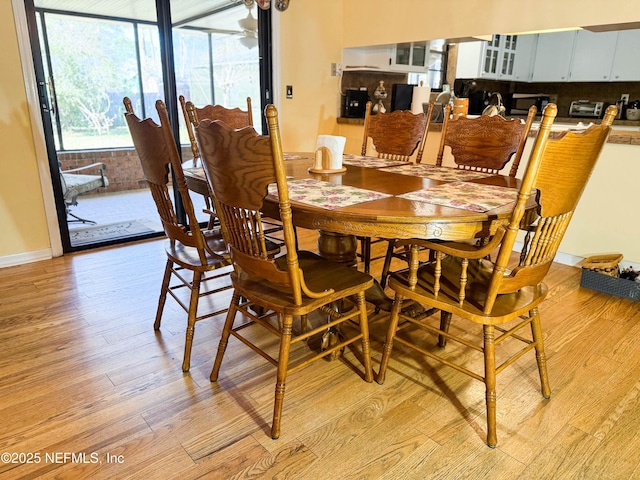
[569,100,604,118]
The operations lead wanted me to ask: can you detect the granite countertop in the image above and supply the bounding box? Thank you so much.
[338,116,640,145]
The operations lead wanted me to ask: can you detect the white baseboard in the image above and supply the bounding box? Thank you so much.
[0,249,53,269]
[513,241,640,271]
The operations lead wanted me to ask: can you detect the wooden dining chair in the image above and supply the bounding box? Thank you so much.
[195,104,375,439]
[379,104,537,289]
[181,96,283,242]
[358,100,433,275]
[178,96,253,229]
[377,103,618,447]
[123,97,232,373]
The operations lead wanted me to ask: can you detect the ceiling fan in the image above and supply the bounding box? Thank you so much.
[231,0,290,12]
[203,3,259,48]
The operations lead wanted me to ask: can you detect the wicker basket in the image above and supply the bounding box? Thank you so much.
[580,253,623,277]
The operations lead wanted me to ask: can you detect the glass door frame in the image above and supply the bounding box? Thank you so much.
[23,0,273,253]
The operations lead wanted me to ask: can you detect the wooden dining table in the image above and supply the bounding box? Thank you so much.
[183,152,526,268]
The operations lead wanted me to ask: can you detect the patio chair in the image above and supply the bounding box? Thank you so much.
[60,162,109,224]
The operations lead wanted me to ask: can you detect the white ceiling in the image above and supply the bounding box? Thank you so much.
[33,0,251,32]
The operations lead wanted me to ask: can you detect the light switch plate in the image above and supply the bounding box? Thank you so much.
[286,85,293,99]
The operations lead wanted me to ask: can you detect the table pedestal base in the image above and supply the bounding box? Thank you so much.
[317,230,357,266]
[317,230,393,312]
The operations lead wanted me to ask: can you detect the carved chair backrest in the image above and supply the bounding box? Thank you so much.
[123,97,210,265]
[361,101,432,163]
[436,104,537,177]
[179,95,253,165]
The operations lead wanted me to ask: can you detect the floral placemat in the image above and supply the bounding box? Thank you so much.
[341,154,408,168]
[284,153,313,160]
[398,181,518,212]
[268,178,390,210]
[379,163,493,182]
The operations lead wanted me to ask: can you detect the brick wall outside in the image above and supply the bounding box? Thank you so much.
[57,146,194,195]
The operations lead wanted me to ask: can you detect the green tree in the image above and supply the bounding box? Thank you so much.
[46,14,138,136]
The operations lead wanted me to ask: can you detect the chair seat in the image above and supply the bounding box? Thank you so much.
[231,251,374,315]
[389,256,548,324]
[164,228,229,270]
[63,173,109,200]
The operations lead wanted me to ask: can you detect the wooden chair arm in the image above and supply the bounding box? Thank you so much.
[395,226,506,260]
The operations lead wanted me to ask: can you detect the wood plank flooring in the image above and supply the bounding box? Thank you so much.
[1,230,639,479]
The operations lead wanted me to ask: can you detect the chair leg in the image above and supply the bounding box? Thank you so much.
[154,259,173,330]
[182,270,202,372]
[438,311,452,347]
[379,240,396,289]
[361,237,371,274]
[66,209,97,224]
[271,313,294,439]
[376,294,404,384]
[210,292,240,382]
[530,307,551,399]
[483,325,498,448]
[356,292,374,383]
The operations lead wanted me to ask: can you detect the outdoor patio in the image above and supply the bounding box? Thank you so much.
[66,188,210,247]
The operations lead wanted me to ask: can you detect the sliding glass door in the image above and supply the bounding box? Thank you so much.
[24,0,271,252]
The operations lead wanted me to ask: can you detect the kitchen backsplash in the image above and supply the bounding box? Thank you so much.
[341,70,408,114]
[341,70,639,121]
[454,78,640,119]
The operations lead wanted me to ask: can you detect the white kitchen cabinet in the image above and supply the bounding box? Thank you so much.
[570,30,618,81]
[342,45,392,71]
[390,41,429,72]
[480,34,520,79]
[531,31,576,82]
[512,34,537,81]
[457,34,535,81]
[610,29,640,81]
[455,41,483,79]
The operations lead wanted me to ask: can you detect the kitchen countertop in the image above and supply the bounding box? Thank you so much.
[338,116,640,145]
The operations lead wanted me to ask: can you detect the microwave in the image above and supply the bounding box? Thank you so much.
[506,93,550,115]
[342,90,369,118]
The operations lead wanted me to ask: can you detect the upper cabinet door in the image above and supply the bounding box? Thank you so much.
[570,31,618,81]
[531,31,576,82]
[390,41,429,72]
[479,34,519,80]
[455,41,484,79]
[610,29,640,81]
[512,34,537,82]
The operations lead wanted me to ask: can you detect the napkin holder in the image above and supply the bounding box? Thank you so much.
[309,135,347,174]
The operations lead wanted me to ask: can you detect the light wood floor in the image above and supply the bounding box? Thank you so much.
[1,230,640,479]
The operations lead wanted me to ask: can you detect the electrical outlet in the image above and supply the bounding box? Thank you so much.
[621,94,630,104]
[331,63,343,76]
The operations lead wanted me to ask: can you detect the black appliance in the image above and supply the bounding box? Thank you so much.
[342,90,369,118]
[467,90,491,115]
[391,84,414,111]
[506,93,551,115]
